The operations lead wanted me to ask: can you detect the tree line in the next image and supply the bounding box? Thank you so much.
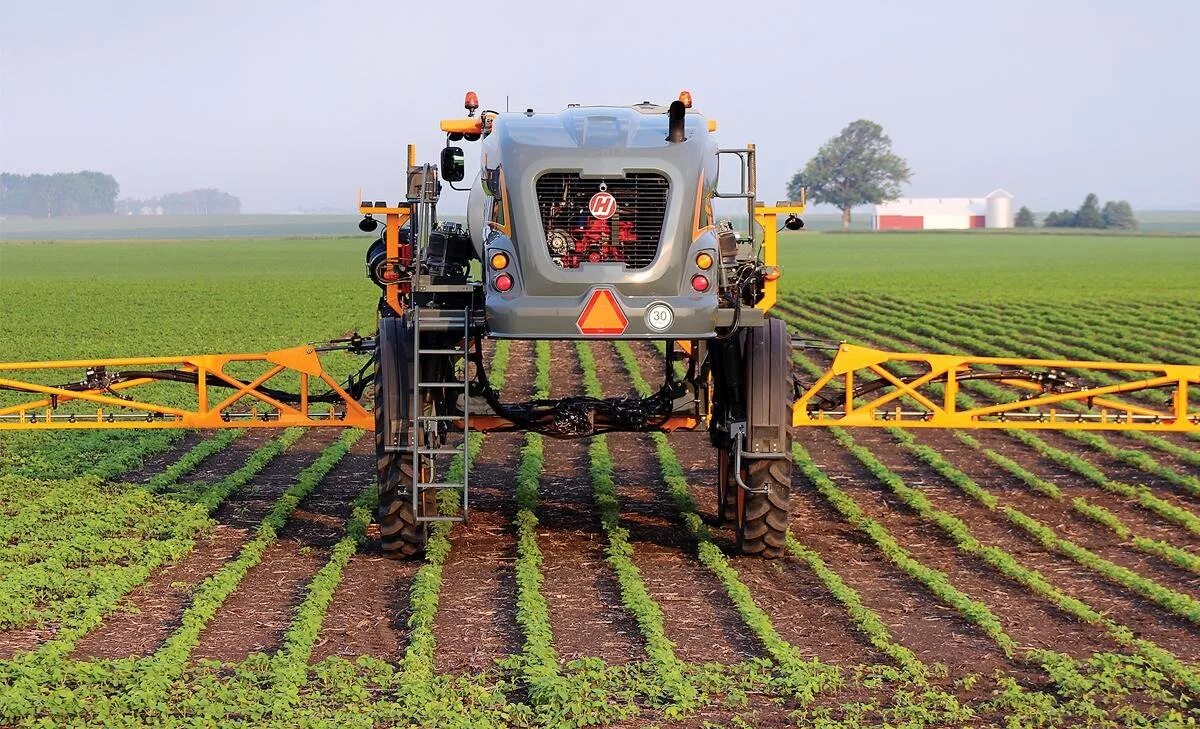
[0,172,119,217]
[116,188,241,215]
[0,171,240,217]
[1015,194,1136,230]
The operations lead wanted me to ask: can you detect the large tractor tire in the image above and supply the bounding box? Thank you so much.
[375,316,438,559]
[734,317,793,558]
[717,449,734,523]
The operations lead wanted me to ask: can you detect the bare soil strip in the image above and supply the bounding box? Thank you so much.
[591,342,757,664]
[66,429,339,659]
[309,551,415,664]
[607,431,759,664]
[537,340,643,663]
[977,430,1200,551]
[180,429,276,490]
[431,340,533,673]
[623,342,883,666]
[916,429,1200,594]
[304,335,525,666]
[784,471,1023,676]
[124,431,206,482]
[431,434,522,672]
[665,429,882,667]
[189,433,367,663]
[843,427,1200,662]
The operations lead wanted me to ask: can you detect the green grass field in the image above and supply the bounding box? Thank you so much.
[778,231,1200,300]
[1,232,1199,726]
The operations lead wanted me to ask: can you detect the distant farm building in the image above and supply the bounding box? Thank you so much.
[874,189,1014,231]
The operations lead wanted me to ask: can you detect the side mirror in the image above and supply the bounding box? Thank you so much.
[440,146,465,183]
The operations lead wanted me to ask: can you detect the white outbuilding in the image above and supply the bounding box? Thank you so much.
[874,189,1014,231]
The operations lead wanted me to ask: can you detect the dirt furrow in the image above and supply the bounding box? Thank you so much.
[124,431,206,482]
[315,341,512,665]
[843,427,1200,662]
[916,429,1200,594]
[538,340,643,663]
[309,552,415,664]
[592,342,757,663]
[189,433,368,663]
[68,429,340,659]
[624,342,895,667]
[430,340,532,673]
[976,430,1200,551]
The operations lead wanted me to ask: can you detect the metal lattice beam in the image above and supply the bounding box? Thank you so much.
[793,344,1200,432]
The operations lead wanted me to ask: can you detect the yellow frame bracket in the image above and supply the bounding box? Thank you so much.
[793,344,1200,432]
[0,346,371,430]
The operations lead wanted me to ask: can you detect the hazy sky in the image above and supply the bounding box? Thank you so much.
[2,1,1198,214]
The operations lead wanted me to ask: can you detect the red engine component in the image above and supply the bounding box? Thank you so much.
[560,218,637,268]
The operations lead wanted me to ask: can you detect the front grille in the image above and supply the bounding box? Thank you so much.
[535,172,669,270]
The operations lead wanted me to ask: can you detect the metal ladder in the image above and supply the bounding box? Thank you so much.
[410,306,471,523]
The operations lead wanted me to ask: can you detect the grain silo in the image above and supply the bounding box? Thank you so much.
[985,189,1014,229]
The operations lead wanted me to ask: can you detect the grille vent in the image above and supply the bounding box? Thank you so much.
[535,173,669,270]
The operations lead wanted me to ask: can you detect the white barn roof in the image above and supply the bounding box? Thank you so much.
[874,197,987,216]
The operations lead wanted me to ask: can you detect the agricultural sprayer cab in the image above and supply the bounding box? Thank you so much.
[2,93,1198,560]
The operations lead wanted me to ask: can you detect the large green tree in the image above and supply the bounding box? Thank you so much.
[787,119,911,231]
[1101,200,1137,230]
[1075,193,1104,229]
[0,171,119,217]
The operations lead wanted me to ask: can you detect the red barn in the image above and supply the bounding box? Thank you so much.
[874,189,1013,230]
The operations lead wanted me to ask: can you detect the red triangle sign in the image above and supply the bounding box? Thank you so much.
[577,289,628,335]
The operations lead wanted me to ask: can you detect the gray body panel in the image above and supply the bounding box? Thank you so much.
[468,105,720,339]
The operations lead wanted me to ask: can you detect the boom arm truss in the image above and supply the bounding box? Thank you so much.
[793,343,1200,432]
[0,346,372,430]
[3,341,1198,434]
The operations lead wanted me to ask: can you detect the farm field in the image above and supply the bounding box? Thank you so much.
[3,209,1200,240]
[0,233,1199,725]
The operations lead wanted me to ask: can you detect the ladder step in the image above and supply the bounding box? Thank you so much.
[417,414,468,422]
[418,381,467,388]
[417,482,467,489]
[415,447,467,456]
[414,321,467,331]
[419,348,467,355]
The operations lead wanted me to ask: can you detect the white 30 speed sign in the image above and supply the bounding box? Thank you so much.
[644,302,674,332]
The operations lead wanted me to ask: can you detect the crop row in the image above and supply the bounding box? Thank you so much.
[785,302,1200,598]
[796,432,1195,722]
[782,300,1200,548]
[841,299,1200,529]
[0,429,362,723]
[888,428,1200,628]
[615,341,1005,728]
[0,428,303,643]
[953,432,1200,573]
[780,307,1200,670]
[845,293,1200,445]
[575,341,698,714]
[146,428,245,492]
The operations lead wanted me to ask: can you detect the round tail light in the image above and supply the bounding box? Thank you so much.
[494,273,514,292]
[690,274,710,292]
